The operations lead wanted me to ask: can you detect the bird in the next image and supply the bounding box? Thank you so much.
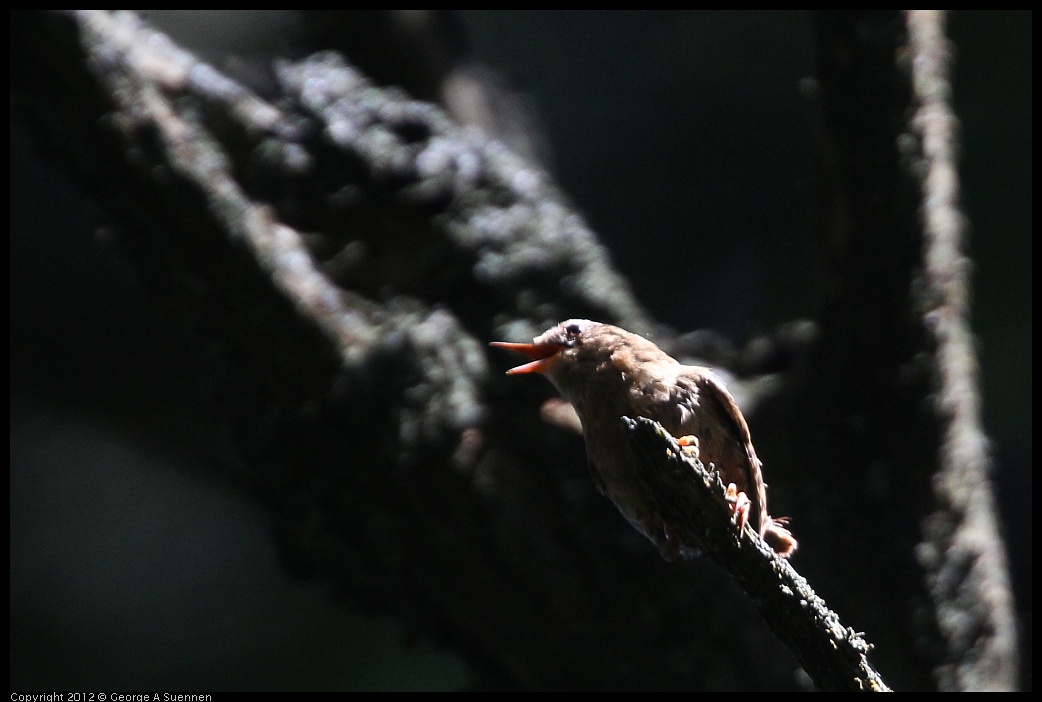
[491,319,796,560]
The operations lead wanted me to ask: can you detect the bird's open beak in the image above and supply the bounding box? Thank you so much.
[489,341,564,375]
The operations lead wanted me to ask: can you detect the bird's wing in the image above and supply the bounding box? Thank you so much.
[676,369,769,537]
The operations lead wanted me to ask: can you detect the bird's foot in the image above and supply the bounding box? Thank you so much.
[677,435,700,460]
[725,483,751,533]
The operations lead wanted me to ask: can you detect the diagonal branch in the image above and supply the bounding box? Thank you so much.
[625,417,890,692]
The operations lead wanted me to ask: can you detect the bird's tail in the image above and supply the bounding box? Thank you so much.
[763,516,797,558]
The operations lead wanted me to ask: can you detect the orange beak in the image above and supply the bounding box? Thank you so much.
[489,341,564,375]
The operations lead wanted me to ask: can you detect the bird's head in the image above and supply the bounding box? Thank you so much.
[492,319,613,408]
[491,319,669,405]
[490,319,600,378]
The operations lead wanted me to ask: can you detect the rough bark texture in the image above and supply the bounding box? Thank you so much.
[10,10,1019,691]
[804,11,1018,691]
[906,10,1019,691]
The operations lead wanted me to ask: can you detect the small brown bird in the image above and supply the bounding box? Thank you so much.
[492,319,796,559]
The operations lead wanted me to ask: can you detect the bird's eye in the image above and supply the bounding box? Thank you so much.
[565,323,582,337]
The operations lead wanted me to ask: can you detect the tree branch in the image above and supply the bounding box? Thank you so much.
[625,417,890,691]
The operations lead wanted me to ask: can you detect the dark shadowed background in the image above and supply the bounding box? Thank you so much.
[10,11,1030,690]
